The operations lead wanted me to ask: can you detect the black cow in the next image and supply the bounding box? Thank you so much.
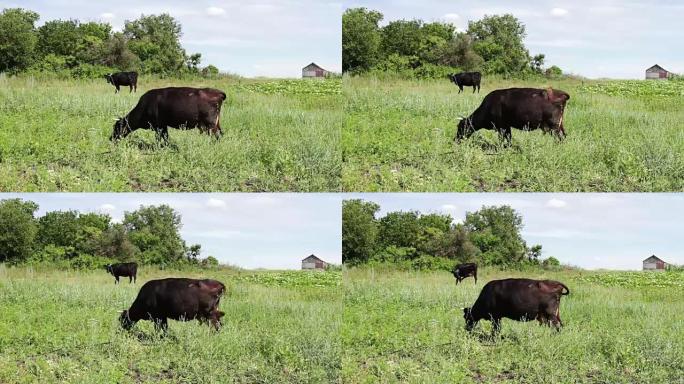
[452,263,477,285]
[105,71,138,93]
[120,278,226,332]
[456,87,570,145]
[463,278,570,335]
[105,262,138,284]
[110,87,226,143]
[449,72,481,94]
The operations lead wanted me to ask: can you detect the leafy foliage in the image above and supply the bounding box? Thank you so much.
[235,79,341,95]
[575,271,684,288]
[0,8,209,77]
[343,8,546,78]
[579,80,684,97]
[233,270,341,288]
[343,200,543,270]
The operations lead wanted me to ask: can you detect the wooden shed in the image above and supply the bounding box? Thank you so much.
[643,255,668,271]
[302,62,329,78]
[645,64,670,80]
[301,254,328,270]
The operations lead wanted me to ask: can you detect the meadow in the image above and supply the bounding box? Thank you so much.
[343,267,684,383]
[343,76,684,192]
[0,266,342,383]
[0,76,341,192]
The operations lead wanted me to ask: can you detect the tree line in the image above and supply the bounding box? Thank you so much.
[0,199,219,269]
[342,199,560,270]
[0,8,219,78]
[342,8,562,79]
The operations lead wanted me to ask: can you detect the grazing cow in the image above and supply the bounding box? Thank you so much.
[105,71,138,93]
[452,263,477,285]
[110,87,226,143]
[463,278,570,335]
[120,278,226,332]
[456,87,570,145]
[449,72,481,94]
[105,262,138,284]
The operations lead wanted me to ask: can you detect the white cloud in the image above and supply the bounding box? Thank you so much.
[443,13,459,22]
[441,204,457,210]
[206,198,227,209]
[99,203,116,211]
[546,198,568,208]
[550,8,568,17]
[100,12,115,20]
[206,7,226,16]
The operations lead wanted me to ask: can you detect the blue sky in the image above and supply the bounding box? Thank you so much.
[344,0,684,79]
[0,193,342,269]
[2,0,342,77]
[346,193,684,270]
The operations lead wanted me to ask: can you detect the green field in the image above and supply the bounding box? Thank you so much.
[343,76,684,192]
[0,76,341,192]
[343,268,684,383]
[0,266,341,383]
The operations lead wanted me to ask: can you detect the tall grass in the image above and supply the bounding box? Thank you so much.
[0,267,341,383]
[342,76,684,191]
[0,77,341,192]
[342,268,684,383]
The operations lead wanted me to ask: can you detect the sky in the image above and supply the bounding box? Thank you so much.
[346,193,684,270]
[2,0,342,77]
[344,0,684,79]
[0,193,342,270]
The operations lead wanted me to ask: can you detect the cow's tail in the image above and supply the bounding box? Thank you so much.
[560,283,570,296]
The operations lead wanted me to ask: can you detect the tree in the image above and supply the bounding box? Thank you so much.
[201,65,219,78]
[467,14,531,75]
[342,8,383,72]
[97,223,137,261]
[102,32,139,70]
[186,244,201,263]
[542,256,560,268]
[342,199,380,264]
[464,205,527,266]
[0,199,39,263]
[37,210,80,249]
[186,53,201,72]
[436,224,480,262]
[439,33,483,70]
[527,244,543,263]
[123,204,185,264]
[123,14,186,75]
[530,54,545,74]
[37,20,80,61]
[0,8,39,72]
[201,256,219,268]
[378,211,422,250]
[545,65,563,78]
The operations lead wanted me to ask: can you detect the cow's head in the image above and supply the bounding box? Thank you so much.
[463,307,477,331]
[544,88,570,106]
[105,264,112,274]
[119,310,135,330]
[104,74,113,84]
[110,117,132,142]
[455,117,475,142]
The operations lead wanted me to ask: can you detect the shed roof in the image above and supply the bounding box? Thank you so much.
[646,64,668,73]
[303,62,326,71]
[643,255,666,263]
[302,254,326,263]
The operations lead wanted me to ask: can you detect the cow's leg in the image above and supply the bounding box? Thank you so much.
[458,85,463,94]
[155,127,169,145]
[474,272,477,284]
[115,85,120,93]
[500,128,512,147]
[129,85,133,93]
[129,275,132,283]
[115,275,119,284]
[472,85,476,93]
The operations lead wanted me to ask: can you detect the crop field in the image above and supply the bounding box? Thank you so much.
[343,268,684,383]
[0,267,341,383]
[0,76,341,192]
[343,76,684,192]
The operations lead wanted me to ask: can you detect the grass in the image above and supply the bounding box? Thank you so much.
[342,76,684,191]
[342,267,684,383]
[0,266,341,383]
[0,76,341,192]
